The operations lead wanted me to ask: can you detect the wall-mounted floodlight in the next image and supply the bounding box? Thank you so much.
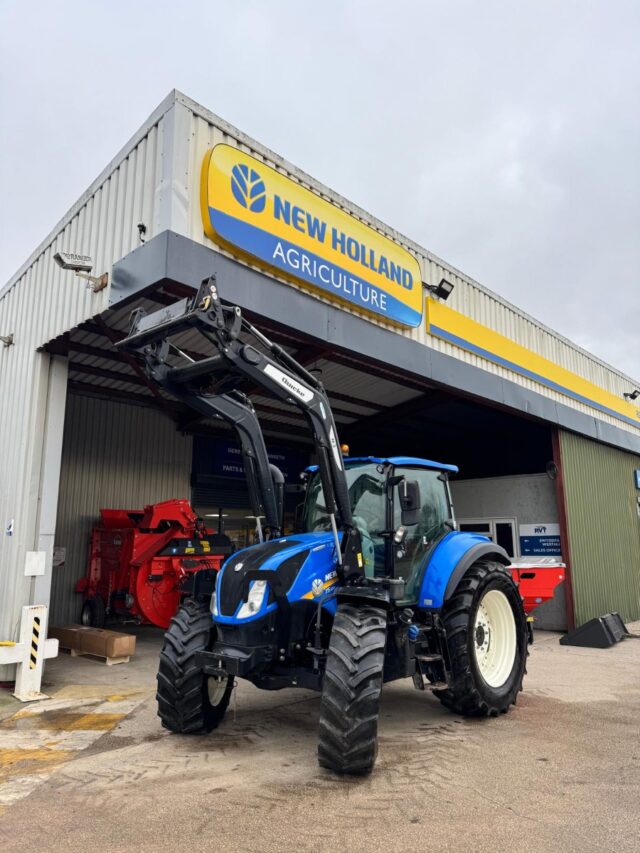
[424,278,454,301]
[53,251,108,293]
[0,334,14,348]
[623,389,640,401]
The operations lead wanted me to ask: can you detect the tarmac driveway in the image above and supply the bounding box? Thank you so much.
[1,626,639,853]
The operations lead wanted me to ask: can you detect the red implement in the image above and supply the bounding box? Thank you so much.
[508,559,566,613]
[75,499,231,628]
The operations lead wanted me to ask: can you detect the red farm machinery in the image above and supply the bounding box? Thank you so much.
[75,499,233,629]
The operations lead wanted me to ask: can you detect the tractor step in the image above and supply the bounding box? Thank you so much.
[426,681,448,691]
[415,653,443,663]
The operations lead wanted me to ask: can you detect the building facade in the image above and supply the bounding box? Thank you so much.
[1,91,638,672]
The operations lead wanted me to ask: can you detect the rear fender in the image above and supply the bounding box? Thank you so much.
[417,532,510,610]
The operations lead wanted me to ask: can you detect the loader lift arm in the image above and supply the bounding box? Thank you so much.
[117,276,363,580]
[117,310,283,540]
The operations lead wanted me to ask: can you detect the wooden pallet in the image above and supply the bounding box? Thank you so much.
[58,645,130,666]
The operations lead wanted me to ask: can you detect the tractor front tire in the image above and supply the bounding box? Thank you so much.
[80,596,106,628]
[437,560,527,717]
[157,598,233,734]
[318,604,387,775]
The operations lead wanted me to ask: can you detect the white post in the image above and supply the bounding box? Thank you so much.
[33,356,69,608]
[0,605,59,701]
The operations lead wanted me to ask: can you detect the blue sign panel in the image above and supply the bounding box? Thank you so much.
[518,523,561,556]
[213,440,304,482]
[519,536,562,556]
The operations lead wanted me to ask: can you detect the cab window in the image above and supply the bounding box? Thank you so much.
[393,468,450,598]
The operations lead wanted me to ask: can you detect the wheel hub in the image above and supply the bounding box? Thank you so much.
[472,588,517,688]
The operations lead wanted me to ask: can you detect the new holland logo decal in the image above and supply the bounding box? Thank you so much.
[201,144,423,327]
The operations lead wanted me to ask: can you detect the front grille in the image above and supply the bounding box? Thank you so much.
[219,540,301,616]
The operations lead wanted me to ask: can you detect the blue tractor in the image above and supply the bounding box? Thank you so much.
[119,277,529,775]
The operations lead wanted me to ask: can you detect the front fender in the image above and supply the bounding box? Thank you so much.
[417,532,510,610]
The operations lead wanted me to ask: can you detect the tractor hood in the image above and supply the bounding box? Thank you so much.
[213,532,339,623]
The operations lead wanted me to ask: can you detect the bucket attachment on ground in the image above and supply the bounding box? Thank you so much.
[559,612,638,648]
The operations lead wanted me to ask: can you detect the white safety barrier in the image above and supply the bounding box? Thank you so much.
[0,605,59,701]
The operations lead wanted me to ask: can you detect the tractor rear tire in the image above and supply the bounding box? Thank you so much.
[157,598,233,734]
[80,596,106,628]
[437,560,527,717]
[317,604,387,775]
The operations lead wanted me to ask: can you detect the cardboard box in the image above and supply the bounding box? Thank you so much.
[49,624,136,659]
[79,628,135,659]
[48,625,85,650]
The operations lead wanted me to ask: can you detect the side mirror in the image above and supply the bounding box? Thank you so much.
[399,479,421,526]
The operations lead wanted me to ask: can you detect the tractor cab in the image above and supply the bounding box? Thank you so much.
[302,456,458,601]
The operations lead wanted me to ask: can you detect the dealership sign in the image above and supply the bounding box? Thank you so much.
[201,144,423,327]
[518,523,562,556]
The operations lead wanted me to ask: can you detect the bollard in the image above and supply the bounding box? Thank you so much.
[0,605,59,701]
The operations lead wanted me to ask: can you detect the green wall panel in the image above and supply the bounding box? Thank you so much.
[560,430,640,626]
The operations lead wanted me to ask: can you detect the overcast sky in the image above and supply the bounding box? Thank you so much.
[1,1,638,379]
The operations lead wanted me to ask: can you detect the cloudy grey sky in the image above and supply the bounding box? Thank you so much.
[1,1,638,379]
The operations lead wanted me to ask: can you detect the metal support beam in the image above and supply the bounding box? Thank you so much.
[69,361,147,387]
[68,380,178,415]
[347,390,450,436]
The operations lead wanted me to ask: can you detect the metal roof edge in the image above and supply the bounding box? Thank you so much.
[0,90,180,302]
[174,91,639,387]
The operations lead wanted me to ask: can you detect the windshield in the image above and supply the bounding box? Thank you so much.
[302,463,387,578]
[302,462,452,596]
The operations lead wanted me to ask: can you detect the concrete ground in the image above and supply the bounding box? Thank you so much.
[1,623,639,853]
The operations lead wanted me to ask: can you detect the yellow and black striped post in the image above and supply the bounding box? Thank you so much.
[29,615,41,670]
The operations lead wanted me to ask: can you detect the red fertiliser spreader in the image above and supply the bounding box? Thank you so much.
[75,499,233,629]
[508,558,566,615]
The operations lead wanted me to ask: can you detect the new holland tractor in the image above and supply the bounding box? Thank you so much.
[119,277,528,775]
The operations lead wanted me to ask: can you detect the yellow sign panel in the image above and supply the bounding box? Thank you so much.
[427,299,640,428]
[201,144,423,326]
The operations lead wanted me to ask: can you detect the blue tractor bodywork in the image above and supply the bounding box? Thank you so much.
[417,531,510,610]
[212,532,340,625]
[211,457,509,638]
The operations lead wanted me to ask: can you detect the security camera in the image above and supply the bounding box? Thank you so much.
[53,251,94,273]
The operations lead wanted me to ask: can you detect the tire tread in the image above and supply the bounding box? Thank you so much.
[317,604,386,775]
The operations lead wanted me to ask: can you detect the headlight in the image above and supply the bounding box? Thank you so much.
[237,580,267,619]
[210,590,218,616]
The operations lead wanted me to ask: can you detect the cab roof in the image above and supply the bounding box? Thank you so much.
[306,456,458,474]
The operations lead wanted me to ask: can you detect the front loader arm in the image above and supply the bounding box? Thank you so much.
[117,307,282,539]
[163,380,283,540]
[117,276,363,580]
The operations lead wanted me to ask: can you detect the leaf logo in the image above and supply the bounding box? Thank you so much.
[231,163,266,213]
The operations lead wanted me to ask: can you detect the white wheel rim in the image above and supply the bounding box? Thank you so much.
[207,676,228,707]
[473,589,517,688]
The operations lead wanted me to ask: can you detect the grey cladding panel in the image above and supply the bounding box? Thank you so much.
[110,232,640,456]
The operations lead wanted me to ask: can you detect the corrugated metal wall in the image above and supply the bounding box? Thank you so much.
[174,92,640,435]
[0,95,174,649]
[50,393,192,625]
[560,430,640,625]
